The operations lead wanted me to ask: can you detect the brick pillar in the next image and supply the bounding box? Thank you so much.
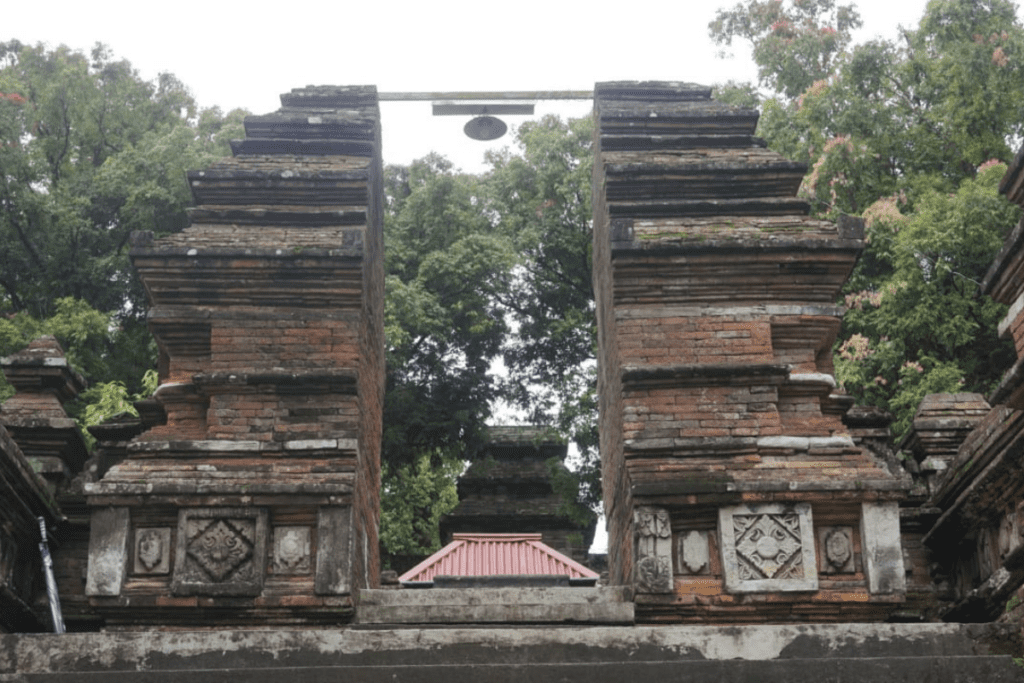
[592,82,909,622]
[84,86,384,627]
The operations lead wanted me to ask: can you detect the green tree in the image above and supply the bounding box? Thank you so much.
[710,0,863,100]
[0,41,245,397]
[380,154,515,560]
[714,0,1024,210]
[0,297,139,406]
[484,115,601,508]
[712,0,1024,435]
[835,163,1020,438]
[379,453,462,562]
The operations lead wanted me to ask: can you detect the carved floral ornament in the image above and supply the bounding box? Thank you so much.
[188,519,254,582]
[719,503,818,593]
[133,528,171,575]
[274,526,311,574]
[172,508,267,597]
[634,507,673,593]
[734,513,804,581]
[637,508,671,539]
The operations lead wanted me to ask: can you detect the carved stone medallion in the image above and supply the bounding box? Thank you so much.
[133,527,171,574]
[172,507,267,596]
[719,503,818,593]
[817,526,855,574]
[677,530,710,575]
[273,527,311,574]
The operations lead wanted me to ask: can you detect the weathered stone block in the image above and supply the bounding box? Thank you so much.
[85,507,130,597]
[315,506,352,595]
[634,507,673,593]
[861,502,906,595]
[718,503,818,593]
[172,507,268,597]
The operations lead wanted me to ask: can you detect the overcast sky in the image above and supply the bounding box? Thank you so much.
[4,0,977,172]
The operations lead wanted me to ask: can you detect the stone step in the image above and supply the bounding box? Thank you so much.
[357,586,634,625]
[3,656,1022,683]
[3,624,1020,676]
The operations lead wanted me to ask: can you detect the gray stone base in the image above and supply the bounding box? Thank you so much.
[356,586,634,624]
[2,623,1022,682]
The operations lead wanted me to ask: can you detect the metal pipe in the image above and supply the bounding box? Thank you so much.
[378,91,593,102]
[37,517,64,634]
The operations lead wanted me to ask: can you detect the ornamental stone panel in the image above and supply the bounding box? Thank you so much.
[133,528,172,575]
[172,507,268,597]
[634,507,673,593]
[719,503,818,593]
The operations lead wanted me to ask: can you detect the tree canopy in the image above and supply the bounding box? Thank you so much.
[0,41,245,408]
[378,119,599,561]
[711,0,1024,437]
[484,116,600,507]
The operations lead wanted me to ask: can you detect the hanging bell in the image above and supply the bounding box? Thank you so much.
[463,115,508,141]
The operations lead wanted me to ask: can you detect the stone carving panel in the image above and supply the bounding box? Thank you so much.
[273,527,311,574]
[817,526,855,574]
[676,530,710,575]
[860,501,905,595]
[634,507,673,593]
[133,528,171,575]
[172,508,267,596]
[719,503,818,593]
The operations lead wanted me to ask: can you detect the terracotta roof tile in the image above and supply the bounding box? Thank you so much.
[399,533,598,583]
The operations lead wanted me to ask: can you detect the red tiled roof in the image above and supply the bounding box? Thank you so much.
[398,533,599,583]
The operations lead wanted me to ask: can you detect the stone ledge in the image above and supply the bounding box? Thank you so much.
[1,623,1018,673]
[83,481,355,497]
[622,363,789,387]
[356,587,634,625]
[757,435,854,451]
[631,477,910,497]
[124,438,359,455]
[615,304,846,319]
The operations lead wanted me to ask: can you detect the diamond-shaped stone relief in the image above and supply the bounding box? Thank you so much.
[719,503,818,593]
[133,527,171,575]
[188,519,254,581]
[172,508,267,596]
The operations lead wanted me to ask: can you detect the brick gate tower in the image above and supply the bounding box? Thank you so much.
[592,82,911,622]
[84,86,384,627]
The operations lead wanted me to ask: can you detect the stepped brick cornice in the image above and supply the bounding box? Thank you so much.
[593,82,909,623]
[84,85,384,627]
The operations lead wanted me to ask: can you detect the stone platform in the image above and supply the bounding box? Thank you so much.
[2,623,1022,682]
[357,586,634,624]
